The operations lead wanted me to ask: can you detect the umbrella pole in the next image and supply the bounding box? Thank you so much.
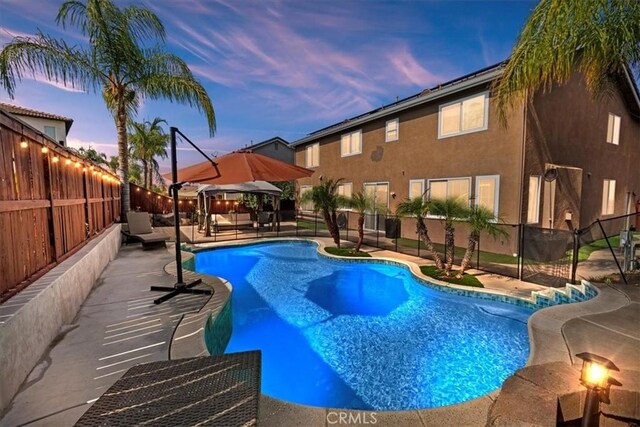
[150,127,212,304]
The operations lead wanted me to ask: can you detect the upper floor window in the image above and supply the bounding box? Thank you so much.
[475,175,500,218]
[43,126,56,140]
[602,179,616,215]
[438,92,488,138]
[341,130,362,157]
[409,179,424,199]
[385,118,399,142]
[606,113,620,145]
[306,143,319,168]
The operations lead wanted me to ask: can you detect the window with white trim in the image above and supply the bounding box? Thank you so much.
[527,176,541,223]
[299,185,313,211]
[408,179,424,200]
[602,179,616,215]
[475,175,500,218]
[427,177,470,203]
[606,113,621,145]
[43,126,56,140]
[438,93,488,138]
[340,130,362,157]
[337,182,353,199]
[385,118,399,142]
[305,143,319,167]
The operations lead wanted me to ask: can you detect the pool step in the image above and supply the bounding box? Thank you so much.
[530,280,597,308]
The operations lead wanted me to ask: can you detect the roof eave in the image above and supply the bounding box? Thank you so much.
[291,68,503,147]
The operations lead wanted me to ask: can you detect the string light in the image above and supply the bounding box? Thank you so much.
[65,159,72,166]
[41,146,49,154]
[82,167,87,172]
[74,161,80,168]
[136,188,140,192]
[92,170,98,175]
[20,140,28,149]
[52,156,59,163]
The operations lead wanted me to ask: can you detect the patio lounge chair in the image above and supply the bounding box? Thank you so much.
[123,212,169,250]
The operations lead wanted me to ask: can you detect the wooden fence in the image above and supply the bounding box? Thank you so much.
[129,182,195,215]
[0,111,121,302]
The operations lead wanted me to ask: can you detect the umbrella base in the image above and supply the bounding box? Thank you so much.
[150,279,211,304]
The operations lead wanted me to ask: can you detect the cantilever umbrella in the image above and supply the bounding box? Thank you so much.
[165,149,314,185]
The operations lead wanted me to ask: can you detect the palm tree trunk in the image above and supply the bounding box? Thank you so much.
[148,160,153,189]
[142,159,149,189]
[457,232,478,279]
[323,209,340,248]
[331,210,340,248]
[355,214,364,252]
[417,217,444,270]
[116,98,130,217]
[444,224,455,276]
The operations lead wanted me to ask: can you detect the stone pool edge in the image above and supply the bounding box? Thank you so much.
[165,237,614,426]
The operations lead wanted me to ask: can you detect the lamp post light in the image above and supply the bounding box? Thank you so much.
[575,352,619,427]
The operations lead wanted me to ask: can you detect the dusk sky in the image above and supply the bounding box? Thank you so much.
[0,0,537,171]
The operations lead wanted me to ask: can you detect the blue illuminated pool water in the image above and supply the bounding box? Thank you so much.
[194,241,532,410]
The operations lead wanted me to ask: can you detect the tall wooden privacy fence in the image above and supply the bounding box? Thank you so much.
[129,182,195,215]
[0,111,121,301]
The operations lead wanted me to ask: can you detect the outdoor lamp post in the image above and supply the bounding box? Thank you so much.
[575,352,619,427]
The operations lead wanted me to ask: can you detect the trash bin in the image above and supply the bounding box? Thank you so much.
[385,217,401,239]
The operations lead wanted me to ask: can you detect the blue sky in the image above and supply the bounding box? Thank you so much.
[0,0,537,170]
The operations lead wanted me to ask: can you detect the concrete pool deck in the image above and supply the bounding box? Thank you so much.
[0,237,637,426]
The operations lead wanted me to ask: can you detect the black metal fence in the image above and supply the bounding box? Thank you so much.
[180,210,640,287]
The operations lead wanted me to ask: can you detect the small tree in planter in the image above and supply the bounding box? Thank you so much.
[301,179,348,248]
[348,191,375,252]
[397,197,444,271]
[457,206,509,278]
[429,197,469,277]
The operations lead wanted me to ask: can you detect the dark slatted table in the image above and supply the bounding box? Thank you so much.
[75,351,261,427]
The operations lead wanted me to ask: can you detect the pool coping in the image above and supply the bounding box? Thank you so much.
[165,237,624,425]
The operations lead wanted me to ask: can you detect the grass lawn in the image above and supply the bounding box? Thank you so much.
[394,237,518,265]
[325,247,372,257]
[296,220,327,230]
[575,235,620,262]
[419,265,484,288]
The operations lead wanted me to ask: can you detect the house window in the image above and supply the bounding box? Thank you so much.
[606,113,621,145]
[427,177,470,203]
[299,185,313,211]
[385,118,399,142]
[475,175,500,218]
[337,182,353,199]
[305,143,319,168]
[341,130,362,157]
[602,179,616,215]
[408,179,424,199]
[527,176,542,223]
[438,92,488,138]
[43,126,56,140]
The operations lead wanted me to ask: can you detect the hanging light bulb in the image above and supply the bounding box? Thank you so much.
[74,161,81,168]
[82,167,87,172]
[20,140,28,149]
[52,156,60,163]
[65,159,72,166]
[41,146,49,154]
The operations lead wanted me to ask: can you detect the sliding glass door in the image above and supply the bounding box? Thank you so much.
[363,182,389,231]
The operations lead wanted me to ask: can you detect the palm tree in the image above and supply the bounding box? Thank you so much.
[457,206,509,279]
[494,0,640,123]
[77,146,108,165]
[348,191,374,252]
[300,179,348,248]
[397,197,444,271]
[429,197,469,277]
[129,117,168,189]
[0,0,216,217]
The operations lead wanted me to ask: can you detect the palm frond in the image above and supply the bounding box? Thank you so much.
[397,197,429,218]
[0,32,102,97]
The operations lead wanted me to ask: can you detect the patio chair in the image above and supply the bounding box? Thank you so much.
[123,212,169,250]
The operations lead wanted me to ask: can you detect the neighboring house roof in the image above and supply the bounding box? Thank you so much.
[245,136,292,151]
[0,102,74,134]
[292,60,640,147]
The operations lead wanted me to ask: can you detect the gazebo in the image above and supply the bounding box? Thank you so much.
[196,181,283,236]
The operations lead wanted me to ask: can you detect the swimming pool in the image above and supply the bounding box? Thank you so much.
[194,241,532,411]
